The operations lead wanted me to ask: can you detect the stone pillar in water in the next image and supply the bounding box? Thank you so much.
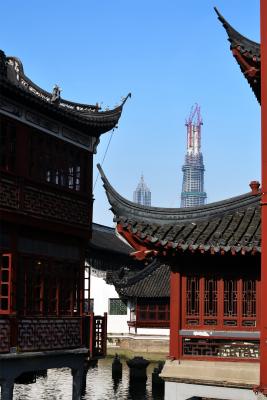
[126,356,150,380]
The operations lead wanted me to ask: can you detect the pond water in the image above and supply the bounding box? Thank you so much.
[11,358,165,400]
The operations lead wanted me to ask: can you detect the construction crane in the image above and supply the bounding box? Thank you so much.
[185,104,203,155]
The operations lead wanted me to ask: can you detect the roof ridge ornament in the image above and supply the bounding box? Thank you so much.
[51,84,61,104]
[250,181,261,195]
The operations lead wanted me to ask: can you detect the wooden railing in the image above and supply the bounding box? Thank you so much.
[84,313,107,359]
[0,314,107,356]
[181,336,260,361]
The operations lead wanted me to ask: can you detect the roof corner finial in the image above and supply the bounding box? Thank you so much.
[51,84,61,104]
[249,180,261,195]
[121,92,131,107]
[214,6,220,17]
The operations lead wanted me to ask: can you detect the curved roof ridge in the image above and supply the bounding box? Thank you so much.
[97,164,260,224]
[115,258,162,288]
[5,55,131,114]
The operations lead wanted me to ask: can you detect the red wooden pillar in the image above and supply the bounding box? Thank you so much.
[169,267,181,359]
[260,0,267,392]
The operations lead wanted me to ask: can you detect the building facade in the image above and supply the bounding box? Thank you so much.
[0,49,127,399]
[133,175,151,206]
[87,223,169,357]
[181,104,207,208]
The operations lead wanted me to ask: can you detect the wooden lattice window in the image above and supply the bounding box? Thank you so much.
[186,277,200,325]
[242,279,257,327]
[59,266,76,316]
[137,302,170,321]
[0,254,12,314]
[29,132,86,192]
[0,119,16,172]
[25,259,45,315]
[203,278,218,326]
[204,278,218,317]
[183,275,258,330]
[22,257,80,317]
[44,263,58,315]
[223,279,238,327]
[109,299,127,315]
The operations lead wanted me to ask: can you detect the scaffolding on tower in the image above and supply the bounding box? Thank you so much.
[181,104,207,208]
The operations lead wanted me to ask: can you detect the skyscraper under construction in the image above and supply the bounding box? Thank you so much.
[181,104,207,207]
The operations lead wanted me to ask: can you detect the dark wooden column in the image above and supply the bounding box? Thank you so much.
[169,266,181,359]
[260,0,267,392]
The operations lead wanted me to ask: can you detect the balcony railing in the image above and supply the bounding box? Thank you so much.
[182,336,259,360]
[0,314,107,358]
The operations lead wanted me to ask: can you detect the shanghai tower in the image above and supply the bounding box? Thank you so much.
[180,104,207,207]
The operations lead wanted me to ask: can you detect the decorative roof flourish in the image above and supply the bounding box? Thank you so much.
[112,259,170,298]
[98,164,261,257]
[214,7,260,103]
[0,50,131,135]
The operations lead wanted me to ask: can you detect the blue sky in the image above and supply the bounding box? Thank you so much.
[1,1,260,226]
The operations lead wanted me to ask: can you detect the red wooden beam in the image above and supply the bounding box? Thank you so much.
[260,0,267,392]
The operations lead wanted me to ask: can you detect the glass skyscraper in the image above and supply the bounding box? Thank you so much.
[133,175,151,206]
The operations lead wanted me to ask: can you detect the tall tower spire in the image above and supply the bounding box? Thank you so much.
[133,175,151,206]
[181,104,207,207]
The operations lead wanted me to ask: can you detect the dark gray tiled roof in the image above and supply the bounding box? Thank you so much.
[214,7,260,103]
[87,223,143,272]
[98,165,261,255]
[90,223,132,255]
[0,50,130,134]
[113,260,170,298]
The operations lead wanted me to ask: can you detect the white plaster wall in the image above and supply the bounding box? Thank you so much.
[90,274,130,334]
[165,382,259,400]
[88,266,170,337]
[129,326,169,336]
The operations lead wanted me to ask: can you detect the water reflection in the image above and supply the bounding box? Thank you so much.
[128,378,148,400]
[9,358,164,400]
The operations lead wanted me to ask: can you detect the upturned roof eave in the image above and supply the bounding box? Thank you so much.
[0,51,130,135]
[0,78,124,134]
[214,7,260,57]
[97,164,261,225]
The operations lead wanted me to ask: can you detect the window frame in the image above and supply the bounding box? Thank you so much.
[182,274,259,331]
[108,298,127,315]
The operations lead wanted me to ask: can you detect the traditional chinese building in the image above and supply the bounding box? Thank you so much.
[86,222,141,337]
[97,7,263,400]
[87,223,169,357]
[0,49,128,399]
